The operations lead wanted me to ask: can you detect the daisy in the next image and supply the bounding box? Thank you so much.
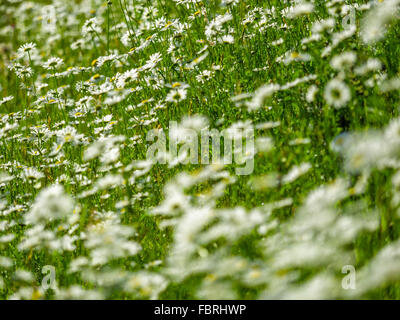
[330,51,357,71]
[166,88,188,103]
[115,69,139,89]
[42,57,64,70]
[22,168,45,181]
[0,96,14,105]
[142,53,162,70]
[285,1,315,19]
[324,78,351,109]
[306,85,318,103]
[15,66,33,79]
[24,184,74,224]
[82,17,102,37]
[17,42,37,58]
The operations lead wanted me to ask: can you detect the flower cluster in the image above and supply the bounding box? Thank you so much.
[1,0,400,300]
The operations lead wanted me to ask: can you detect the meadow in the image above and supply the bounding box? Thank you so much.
[1,0,400,299]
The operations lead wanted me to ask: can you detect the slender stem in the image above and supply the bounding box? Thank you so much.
[118,0,135,46]
[107,2,110,54]
[27,51,37,96]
